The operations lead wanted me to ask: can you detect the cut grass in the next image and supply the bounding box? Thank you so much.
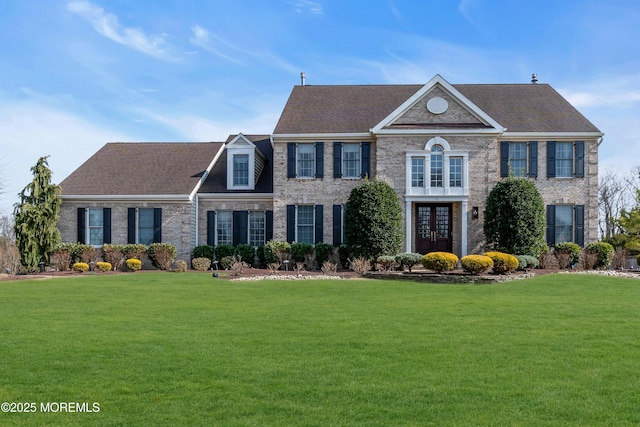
[0,272,639,426]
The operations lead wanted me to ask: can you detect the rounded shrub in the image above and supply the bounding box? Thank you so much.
[72,262,89,272]
[95,261,112,272]
[191,257,211,271]
[554,242,581,268]
[147,243,177,270]
[220,256,235,270]
[584,241,614,269]
[214,244,235,261]
[235,244,256,266]
[290,242,314,264]
[484,251,519,274]
[516,255,539,270]
[264,240,291,264]
[314,242,334,267]
[421,252,459,273]
[345,180,403,260]
[461,255,494,275]
[174,260,188,272]
[484,176,546,257]
[192,245,214,260]
[123,244,147,262]
[376,255,397,271]
[125,258,142,271]
[395,252,422,272]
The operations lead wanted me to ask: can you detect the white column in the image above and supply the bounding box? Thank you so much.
[461,199,468,257]
[405,199,412,253]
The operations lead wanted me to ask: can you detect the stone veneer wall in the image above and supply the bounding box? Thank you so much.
[58,201,194,262]
[195,198,273,246]
[271,139,374,244]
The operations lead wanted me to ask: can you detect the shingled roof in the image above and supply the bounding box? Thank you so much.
[198,135,273,194]
[60,142,224,196]
[273,83,600,134]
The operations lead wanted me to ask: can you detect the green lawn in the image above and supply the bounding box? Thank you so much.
[1,272,639,426]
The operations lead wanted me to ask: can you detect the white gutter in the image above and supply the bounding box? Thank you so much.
[189,143,226,200]
[61,194,191,202]
[503,132,604,139]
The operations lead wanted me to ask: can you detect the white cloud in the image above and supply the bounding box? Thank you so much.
[66,0,179,62]
[190,24,299,73]
[288,0,323,15]
[151,111,281,142]
[0,101,134,215]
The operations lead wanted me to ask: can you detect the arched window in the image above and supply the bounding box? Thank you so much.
[430,144,443,187]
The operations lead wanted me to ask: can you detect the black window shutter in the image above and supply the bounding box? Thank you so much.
[529,141,538,178]
[547,141,556,178]
[361,142,370,178]
[127,208,136,244]
[103,208,112,244]
[575,141,585,178]
[153,208,162,243]
[287,142,296,178]
[265,210,273,242]
[333,142,342,178]
[314,204,324,244]
[207,211,216,246]
[500,141,509,177]
[286,205,296,243]
[233,211,248,246]
[575,205,584,246]
[315,142,324,178]
[77,208,86,244]
[546,205,556,246]
[333,205,342,246]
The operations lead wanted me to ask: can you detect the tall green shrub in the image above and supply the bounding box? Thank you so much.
[345,180,402,260]
[484,176,546,257]
[192,245,214,260]
[13,156,61,271]
[584,241,614,269]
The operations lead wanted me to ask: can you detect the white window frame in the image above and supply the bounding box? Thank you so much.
[226,145,256,190]
[554,205,574,244]
[555,142,574,178]
[296,144,315,178]
[249,211,266,247]
[216,211,233,246]
[406,137,468,197]
[137,208,155,245]
[342,143,361,178]
[87,208,104,247]
[508,142,528,177]
[296,205,315,244]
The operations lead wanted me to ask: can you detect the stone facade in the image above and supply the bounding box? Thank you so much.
[59,201,194,261]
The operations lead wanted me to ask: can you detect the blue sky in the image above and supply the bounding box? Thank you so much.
[1,0,639,215]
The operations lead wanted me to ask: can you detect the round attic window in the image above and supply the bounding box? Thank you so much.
[426,97,448,114]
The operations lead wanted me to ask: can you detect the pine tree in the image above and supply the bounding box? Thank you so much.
[13,156,61,271]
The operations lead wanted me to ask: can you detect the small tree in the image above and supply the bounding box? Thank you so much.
[484,176,546,257]
[345,180,402,260]
[13,157,61,271]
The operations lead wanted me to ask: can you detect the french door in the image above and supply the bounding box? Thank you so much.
[415,203,452,254]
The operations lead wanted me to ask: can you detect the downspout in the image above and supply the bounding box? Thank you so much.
[194,194,199,247]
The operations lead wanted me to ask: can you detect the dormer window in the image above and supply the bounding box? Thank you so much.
[226,134,266,190]
[233,154,249,186]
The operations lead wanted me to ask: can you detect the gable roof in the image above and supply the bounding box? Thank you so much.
[60,142,224,196]
[273,81,601,135]
[198,134,273,194]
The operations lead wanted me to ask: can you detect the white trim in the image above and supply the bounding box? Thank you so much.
[373,128,504,136]
[503,132,603,139]
[189,143,225,200]
[272,132,371,140]
[61,194,191,202]
[371,74,506,134]
[196,193,273,202]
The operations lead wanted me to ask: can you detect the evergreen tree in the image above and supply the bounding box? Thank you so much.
[345,180,403,260]
[14,156,61,271]
[484,176,546,257]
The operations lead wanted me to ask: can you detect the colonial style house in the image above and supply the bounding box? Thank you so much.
[58,74,602,261]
